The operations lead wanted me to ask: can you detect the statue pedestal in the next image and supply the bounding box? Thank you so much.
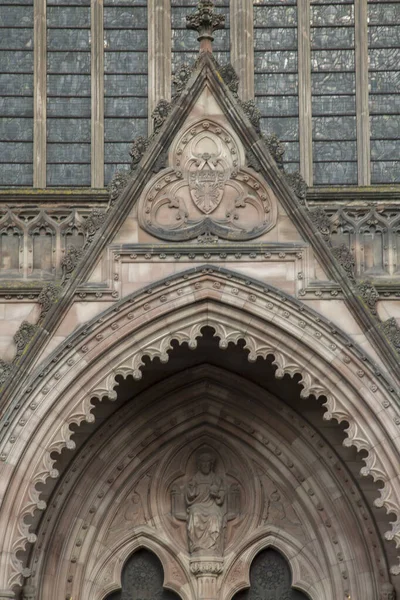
[190,558,224,600]
[0,591,15,600]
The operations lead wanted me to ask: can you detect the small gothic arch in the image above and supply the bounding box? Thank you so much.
[232,548,309,600]
[28,211,56,279]
[0,211,23,277]
[103,548,182,600]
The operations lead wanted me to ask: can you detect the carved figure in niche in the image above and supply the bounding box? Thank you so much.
[171,449,240,555]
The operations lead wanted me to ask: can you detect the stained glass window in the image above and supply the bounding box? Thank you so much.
[254,0,299,173]
[233,548,309,600]
[0,0,34,186]
[46,0,91,186]
[104,0,148,185]
[311,0,357,185]
[171,0,230,76]
[104,549,181,600]
[368,1,400,184]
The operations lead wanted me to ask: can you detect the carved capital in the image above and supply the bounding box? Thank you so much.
[190,559,224,576]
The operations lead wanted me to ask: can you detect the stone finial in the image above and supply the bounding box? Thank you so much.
[186,0,225,52]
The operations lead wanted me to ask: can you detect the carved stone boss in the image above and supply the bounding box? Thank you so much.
[138,119,277,241]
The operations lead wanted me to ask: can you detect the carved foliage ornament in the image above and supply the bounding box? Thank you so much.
[138,120,277,241]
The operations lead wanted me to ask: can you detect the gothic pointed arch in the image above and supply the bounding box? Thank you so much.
[0,267,398,599]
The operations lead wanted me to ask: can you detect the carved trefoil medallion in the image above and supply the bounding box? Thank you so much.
[138,119,277,241]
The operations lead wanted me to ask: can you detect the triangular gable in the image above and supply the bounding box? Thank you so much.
[1,51,399,405]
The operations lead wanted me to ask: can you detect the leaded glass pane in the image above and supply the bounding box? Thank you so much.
[233,549,309,600]
[368,0,400,183]
[254,0,299,172]
[0,1,33,186]
[311,0,357,185]
[104,0,148,184]
[104,549,181,600]
[46,0,91,186]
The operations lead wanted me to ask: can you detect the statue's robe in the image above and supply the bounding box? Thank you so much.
[185,472,226,553]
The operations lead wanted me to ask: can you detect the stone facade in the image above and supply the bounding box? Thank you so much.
[0,4,400,600]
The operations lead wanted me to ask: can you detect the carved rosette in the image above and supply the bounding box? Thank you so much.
[138,119,277,241]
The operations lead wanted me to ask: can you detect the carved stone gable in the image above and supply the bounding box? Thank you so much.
[138,118,277,241]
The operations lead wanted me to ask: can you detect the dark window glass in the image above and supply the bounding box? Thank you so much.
[311,0,357,185]
[254,0,299,173]
[368,1,400,184]
[0,2,34,186]
[104,0,148,184]
[46,0,91,186]
[104,549,181,600]
[233,548,310,600]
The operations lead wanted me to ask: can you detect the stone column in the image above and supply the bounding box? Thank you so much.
[148,0,171,133]
[297,0,313,186]
[33,0,46,188]
[230,0,254,101]
[355,0,371,185]
[190,558,224,600]
[91,0,105,188]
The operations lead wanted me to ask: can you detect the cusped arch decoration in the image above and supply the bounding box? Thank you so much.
[87,531,192,600]
[229,545,311,600]
[0,267,400,590]
[31,367,384,599]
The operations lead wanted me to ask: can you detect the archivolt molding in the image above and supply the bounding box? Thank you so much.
[31,370,385,599]
[1,267,400,588]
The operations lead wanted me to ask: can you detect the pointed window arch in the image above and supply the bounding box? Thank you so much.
[233,548,309,600]
[104,549,182,600]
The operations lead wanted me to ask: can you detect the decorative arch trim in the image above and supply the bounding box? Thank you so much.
[0,267,400,589]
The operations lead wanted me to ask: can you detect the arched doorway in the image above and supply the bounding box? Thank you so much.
[0,271,398,598]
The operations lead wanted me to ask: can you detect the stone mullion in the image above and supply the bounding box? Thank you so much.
[33,0,47,188]
[91,0,104,188]
[297,0,313,186]
[230,0,254,101]
[148,0,171,133]
[355,0,371,186]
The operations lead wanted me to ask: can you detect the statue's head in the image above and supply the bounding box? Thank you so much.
[197,451,216,474]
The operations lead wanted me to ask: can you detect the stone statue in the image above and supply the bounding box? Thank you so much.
[185,451,227,554]
[172,449,240,555]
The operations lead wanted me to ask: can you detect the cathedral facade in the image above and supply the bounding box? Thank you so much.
[0,1,400,599]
